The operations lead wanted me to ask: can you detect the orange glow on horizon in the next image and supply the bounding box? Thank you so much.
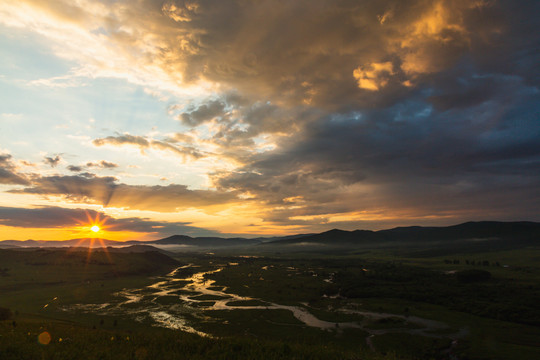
[0,209,156,241]
[0,225,149,241]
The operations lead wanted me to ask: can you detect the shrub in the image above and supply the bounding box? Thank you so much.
[0,307,12,320]
[455,269,491,283]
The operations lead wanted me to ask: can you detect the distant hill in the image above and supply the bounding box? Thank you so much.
[148,235,261,248]
[264,221,540,244]
[377,221,540,242]
[0,243,20,249]
[0,235,262,249]
[259,221,540,257]
[252,233,316,243]
[0,247,180,279]
[106,244,174,256]
[2,221,539,253]
[0,238,122,248]
[264,229,379,246]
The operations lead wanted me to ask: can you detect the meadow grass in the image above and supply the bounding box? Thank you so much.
[1,247,539,359]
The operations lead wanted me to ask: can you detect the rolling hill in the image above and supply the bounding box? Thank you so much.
[1,221,539,253]
[261,221,540,254]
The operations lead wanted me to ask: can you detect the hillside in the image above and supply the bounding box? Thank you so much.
[149,235,261,247]
[261,221,540,254]
[2,221,539,254]
[0,247,180,287]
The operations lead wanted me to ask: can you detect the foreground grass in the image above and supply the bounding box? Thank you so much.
[0,316,395,360]
[2,248,540,359]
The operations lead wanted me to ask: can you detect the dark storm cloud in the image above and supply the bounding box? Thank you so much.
[0,206,224,237]
[10,173,238,212]
[0,154,29,185]
[214,73,540,224]
[161,1,539,205]
[151,0,539,111]
[185,0,540,228]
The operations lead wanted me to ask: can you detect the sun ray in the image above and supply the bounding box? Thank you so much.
[63,210,120,267]
[71,210,118,238]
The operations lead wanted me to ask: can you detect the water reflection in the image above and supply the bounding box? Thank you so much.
[62,265,466,340]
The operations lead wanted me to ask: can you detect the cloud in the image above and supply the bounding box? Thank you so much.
[10,173,238,212]
[92,134,150,149]
[68,161,118,173]
[3,0,537,125]
[11,173,118,204]
[2,0,538,105]
[92,133,204,160]
[67,165,83,172]
[214,73,540,227]
[353,62,394,91]
[0,206,107,229]
[154,0,536,109]
[149,140,203,160]
[0,0,538,233]
[180,99,227,127]
[0,206,225,237]
[86,160,119,169]
[166,94,313,165]
[0,153,29,185]
[5,0,534,110]
[43,155,62,167]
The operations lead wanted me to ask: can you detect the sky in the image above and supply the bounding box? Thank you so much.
[0,0,538,241]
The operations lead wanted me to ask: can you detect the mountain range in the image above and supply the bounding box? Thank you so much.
[1,221,539,252]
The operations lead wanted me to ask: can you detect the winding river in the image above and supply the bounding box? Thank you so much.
[62,264,468,342]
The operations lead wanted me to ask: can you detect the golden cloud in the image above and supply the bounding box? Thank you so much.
[353,61,394,91]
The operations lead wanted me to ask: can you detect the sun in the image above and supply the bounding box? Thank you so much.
[74,210,115,238]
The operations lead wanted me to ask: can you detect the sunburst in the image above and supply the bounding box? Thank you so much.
[69,210,118,267]
[77,211,111,237]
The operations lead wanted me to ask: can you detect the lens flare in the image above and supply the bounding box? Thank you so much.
[70,211,116,266]
[38,331,51,345]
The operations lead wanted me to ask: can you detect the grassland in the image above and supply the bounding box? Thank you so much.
[1,246,540,359]
[1,314,396,360]
[205,248,540,359]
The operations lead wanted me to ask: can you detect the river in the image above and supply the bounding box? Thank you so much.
[61,264,468,342]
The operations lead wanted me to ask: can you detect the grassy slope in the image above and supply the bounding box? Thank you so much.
[0,249,178,318]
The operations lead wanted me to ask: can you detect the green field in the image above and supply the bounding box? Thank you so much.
[1,246,540,359]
